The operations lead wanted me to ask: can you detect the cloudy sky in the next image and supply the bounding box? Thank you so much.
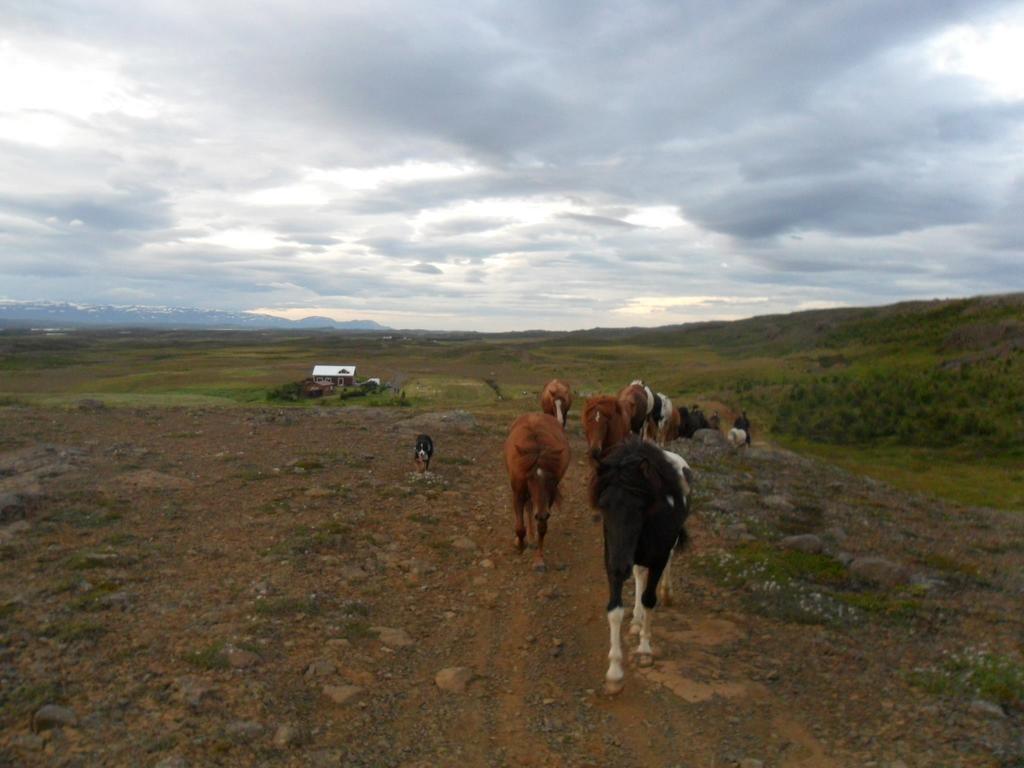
[1,1,1022,331]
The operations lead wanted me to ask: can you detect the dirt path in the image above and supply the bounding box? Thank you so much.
[1,406,1021,767]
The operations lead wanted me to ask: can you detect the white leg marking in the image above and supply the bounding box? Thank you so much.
[637,603,654,665]
[630,565,648,634]
[606,606,625,687]
[555,400,563,425]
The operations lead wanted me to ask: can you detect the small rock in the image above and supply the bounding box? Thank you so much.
[227,649,260,669]
[99,591,132,610]
[761,494,794,513]
[451,536,477,551]
[32,705,77,732]
[537,585,561,600]
[373,626,414,648]
[739,759,764,768]
[435,667,474,693]
[273,724,301,748]
[226,720,263,741]
[175,676,213,707]
[849,556,910,587]
[480,559,495,569]
[969,699,1006,719]
[836,551,855,567]
[724,523,748,540]
[322,685,363,705]
[779,534,823,554]
[305,659,337,678]
[154,757,188,768]
[824,526,848,543]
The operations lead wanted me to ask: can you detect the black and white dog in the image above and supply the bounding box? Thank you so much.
[414,434,434,473]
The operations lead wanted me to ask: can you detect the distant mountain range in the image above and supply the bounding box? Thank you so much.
[0,301,390,331]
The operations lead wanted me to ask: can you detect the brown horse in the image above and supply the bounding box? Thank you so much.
[503,413,571,571]
[539,379,572,429]
[582,396,631,463]
[616,383,649,436]
[662,406,681,446]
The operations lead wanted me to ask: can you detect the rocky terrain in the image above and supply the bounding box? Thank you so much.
[0,404,1021,767]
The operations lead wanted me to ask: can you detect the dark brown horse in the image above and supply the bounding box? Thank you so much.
[616,383,649,436]
[582,396,631,463]
[539,379,572,429]
[503,413,571,571]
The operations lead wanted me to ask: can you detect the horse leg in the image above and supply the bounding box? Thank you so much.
[533,514,548,572]
[637,561,667,668]
[605,573,627,694]
[525,496,536,546]
[512,487,527,553]
[629,564,648,635]
[656,550,674,607]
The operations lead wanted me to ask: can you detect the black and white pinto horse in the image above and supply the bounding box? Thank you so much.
[414,434,434,472]
[647,392,674,445]
[589,437,689,694]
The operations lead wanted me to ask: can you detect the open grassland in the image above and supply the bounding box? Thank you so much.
[1,293,1022,510]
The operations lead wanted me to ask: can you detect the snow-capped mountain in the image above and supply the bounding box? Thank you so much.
[0,301,389,331]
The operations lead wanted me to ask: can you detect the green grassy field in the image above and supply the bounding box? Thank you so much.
[1,293,1022,510]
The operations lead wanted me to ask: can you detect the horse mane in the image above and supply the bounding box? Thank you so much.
[589,437,685,516]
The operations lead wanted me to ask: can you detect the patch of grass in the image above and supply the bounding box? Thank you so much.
[918,552,987,585]
[837,591,921,621]
[145,734,179,754]
[182,641,229,670]
[69,581,121,611]
[0,601,19,620]
[102,532,136,547]
[338,619,374,640]
[65,550,134,570]
[46,506,123,529]
[41,619,107,644]
[0,681,64,718]
[439,456,474,466]
[776,437,1024,511]
[910,650,1024,710]
[266,524,351,557]
[409,512,439,525]
[703,542,848,588]
[253,596,322,617]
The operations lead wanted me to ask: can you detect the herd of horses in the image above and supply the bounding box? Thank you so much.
[501,378,747,694]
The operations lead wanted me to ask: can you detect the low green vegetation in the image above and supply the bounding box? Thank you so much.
[699,543,926,627]
[2,293,1021,509]
[183,641,229,670]
[910,649,1024,710]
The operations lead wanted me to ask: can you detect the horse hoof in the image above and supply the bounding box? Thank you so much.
[532,561,547,573]
[637,653,654,668]
[604,678,624,696]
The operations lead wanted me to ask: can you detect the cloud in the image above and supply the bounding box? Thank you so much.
[0,1,1022,330]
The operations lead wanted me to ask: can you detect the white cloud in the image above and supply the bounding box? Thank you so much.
[926,17,1024,100]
